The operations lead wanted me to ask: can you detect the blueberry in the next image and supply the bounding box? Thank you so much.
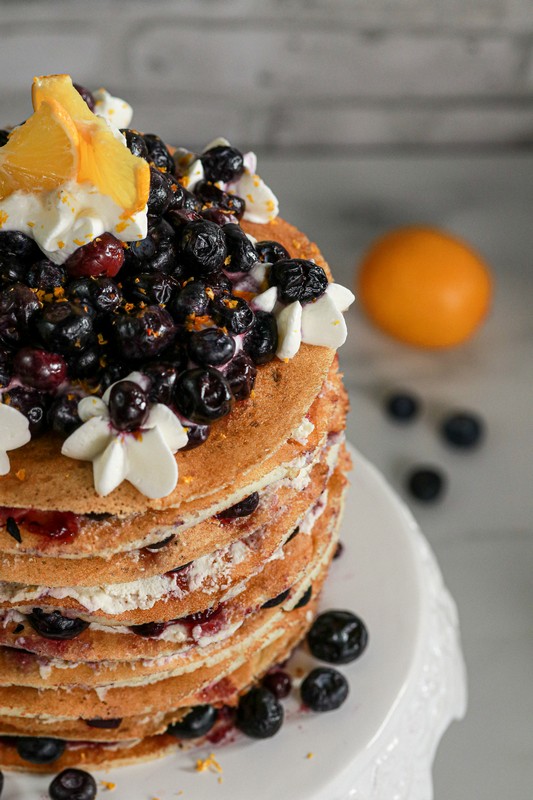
[14,347,67,392]
[124,272,178,306]
[216,492,259,520]
[74,83,96,111]
[125,221,180,275]
[167,705,217,740]
[262,670,292,699]
[142,363,179,405]
[129,621,167,638]
[99,362,131,393]
[0,283,40,347]
[26,260,66,292]
[16,736,66,765]
[144,534,175,552]
[170,280,210,323]
[0,230,40,262]
[28,609,90,640]
[0,129,9,147]
[195,182,245,220]
[243,310,278,364]
[65,233,125,278]
[48,395,81,436]
[308,610,368,664]
[147,166,174,218]
[385,391,420,422]
[223,223,258,273]
[34,302,94,356]
[108,380,149,431]
[262,589,290,609]
[255,240,289,264]
[236,687,283,739]
[121,128,149,160]
[143,133,175,173]
[179,220,227,276]
[0,255,26,284]
[407,467,445,502]
[188,327,235,367]
[224,352,256,400]
[167,188,202,214]
[49,767,97,800]
[441,412,485,448]
[200,207,239,226]
[333,542,344,559]
[269,258,328,304]
[207,273,232,297]
[294,585,312,609]
[182,422,210,450]
[67,276,122,314]
[211,295,254,334]
[300,667,349,712]
[112,305,175,360]
[85,717,122,729]
[201,145,244,184]
[174,367,233,424]
[0,348,12,388]
[4,387,49,435]
[68,346,100,380]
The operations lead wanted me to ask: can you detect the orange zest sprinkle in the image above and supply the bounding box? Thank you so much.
[233,289,255,303]
[195,753,222,774]
[0,211,8,228]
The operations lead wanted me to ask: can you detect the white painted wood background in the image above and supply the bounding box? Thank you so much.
[1,0,533,150]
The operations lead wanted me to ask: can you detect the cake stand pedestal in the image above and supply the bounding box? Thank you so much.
[8,446,466,800]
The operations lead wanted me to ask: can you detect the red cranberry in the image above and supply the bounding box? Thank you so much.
[108,380,149,431]
[14,347,67,392]
[65,233,125,278]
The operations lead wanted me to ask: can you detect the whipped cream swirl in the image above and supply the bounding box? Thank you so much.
[61,373,188,498]
[174,137,279,225]
[0,404,31,475]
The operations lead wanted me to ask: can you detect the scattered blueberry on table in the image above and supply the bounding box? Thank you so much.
[384,391,420,422]
[407,466,446,502]
[441,411,485,449]
[301,667,349,712]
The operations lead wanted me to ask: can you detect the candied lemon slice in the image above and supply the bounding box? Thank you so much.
[32,73,94,121]
[0,98,79,198]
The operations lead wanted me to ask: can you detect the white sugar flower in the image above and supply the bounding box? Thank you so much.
[61,373,188,499]
[0,404,31,476]
[252,282,355,361]
[174,138,279,224]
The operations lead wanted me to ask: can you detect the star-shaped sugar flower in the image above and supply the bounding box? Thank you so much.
[252,278,355,361]
[0,403,31,476]
[61,373,188,498]
[173,137,279,224]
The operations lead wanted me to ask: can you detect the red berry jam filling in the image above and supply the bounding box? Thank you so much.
[0,507,79,540]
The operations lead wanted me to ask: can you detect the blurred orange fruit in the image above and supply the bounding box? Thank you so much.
[357,226,493,348]
[0,98,79,198]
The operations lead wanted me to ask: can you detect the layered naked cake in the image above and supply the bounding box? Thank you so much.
[0,75,354,773]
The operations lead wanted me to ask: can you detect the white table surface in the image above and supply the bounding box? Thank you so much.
[259,152,533,800]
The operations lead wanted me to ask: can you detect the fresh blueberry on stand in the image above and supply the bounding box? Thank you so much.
[112,305,175,360]
[195,182,245,220]
[3,387,49,436]
[223,352,257,400]
[170,279,210,323]
[49,767,97,800]
[188,327,235,367]
[262,669,292,699]
[236,686,284,739]
[47,395,81,436]
[300,667,349,712]
[143,132,175,173]
[407,466,446,502]
[179,220,227,276]
[441,411,485,448]
[26,259,66,292]
[222,223,258,273]
[167,705,218,740]
[308,610,369,664]
[211,295,255,335]
[384,391,420,422]
[16,736,66,765]
[120,128,149,160]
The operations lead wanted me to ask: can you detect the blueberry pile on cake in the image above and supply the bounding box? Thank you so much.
[0,75,353,772]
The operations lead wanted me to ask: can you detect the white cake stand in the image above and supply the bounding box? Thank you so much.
[6,445,466,800]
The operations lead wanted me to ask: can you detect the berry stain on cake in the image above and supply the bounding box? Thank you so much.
[0,74,362,788]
